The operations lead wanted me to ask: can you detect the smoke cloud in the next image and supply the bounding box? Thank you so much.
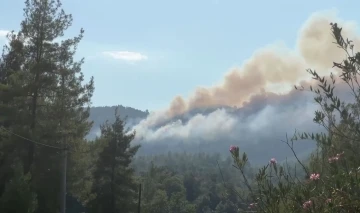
[164,11,360,118]
[129,10,360,161]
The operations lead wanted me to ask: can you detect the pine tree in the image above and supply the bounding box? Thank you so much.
[0,32,27,196]
[89,109,140,213]
[0,0,94,212]
[0,159,38,213]
[0,32,26,129]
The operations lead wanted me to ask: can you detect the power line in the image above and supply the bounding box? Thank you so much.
[0,126,69,212]
[0,126,64,150]
[0,126,98,154]
[1,126,69,212]
[0,125,127,156]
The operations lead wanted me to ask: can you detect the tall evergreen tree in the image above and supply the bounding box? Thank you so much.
[89,109,140,213]
[0,32,28,196]
[0,0,94,212]
[0,159,38,213]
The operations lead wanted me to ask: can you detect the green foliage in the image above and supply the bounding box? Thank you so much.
[0,0,94,212]
[133,153,250,213]
[88,106,149,140]
[88,109,140,213]
[168,191,196,213]
[226,23,360,212]
[183,172,201,202]
[143,190,168,213]
[214,200,238,213]
[0,160,37,213]
[2,1,360,213]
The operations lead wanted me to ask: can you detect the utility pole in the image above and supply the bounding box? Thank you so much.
[137,183,142,213]
[60,147,68,213]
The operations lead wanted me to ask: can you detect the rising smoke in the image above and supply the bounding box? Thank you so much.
[130,10,360,160]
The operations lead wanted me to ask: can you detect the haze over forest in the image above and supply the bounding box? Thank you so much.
[2,0,360,212]
[86,11,360,164]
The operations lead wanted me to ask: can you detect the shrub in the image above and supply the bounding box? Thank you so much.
[229,23,360,213]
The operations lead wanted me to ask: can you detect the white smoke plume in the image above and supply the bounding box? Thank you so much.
[131,10,360,155]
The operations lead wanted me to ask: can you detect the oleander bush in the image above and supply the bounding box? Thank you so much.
[229,23,360,213]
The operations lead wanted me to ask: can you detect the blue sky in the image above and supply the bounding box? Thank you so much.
[0,0,358,111]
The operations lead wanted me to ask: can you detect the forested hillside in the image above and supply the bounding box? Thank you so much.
[87,104,316,164]
[1,1,360,213]
[87,106,149,140]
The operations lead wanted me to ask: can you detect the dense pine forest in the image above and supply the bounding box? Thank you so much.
[1,0,360,213]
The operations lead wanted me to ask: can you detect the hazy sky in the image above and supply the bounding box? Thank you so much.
[1,0,359,111]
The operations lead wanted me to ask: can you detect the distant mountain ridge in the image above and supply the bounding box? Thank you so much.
[87,104,317,164]
[87,105,149,140]
[87,105,240,140]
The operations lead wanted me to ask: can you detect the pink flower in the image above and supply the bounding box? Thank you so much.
[328,151,344,163]
[229,145,237,152]
[302,200,312,210]
[309,173,320,181]
[326,198,332,204]
[336,152,344,158]
[248,203,257,209]
[269,158,277,165]
[328,156,339,163]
